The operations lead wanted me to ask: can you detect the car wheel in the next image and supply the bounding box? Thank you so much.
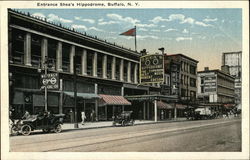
[121,120,125,126]
[54,124,62,133]
[11,125,19,136]
[43,129,51,133]
[21,124,31,136]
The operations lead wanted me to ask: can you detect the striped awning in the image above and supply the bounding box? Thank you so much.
[157,101,173,109]
[175,104,187,109]
[99,94,131,106]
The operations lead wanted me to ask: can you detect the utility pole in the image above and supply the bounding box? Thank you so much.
[44,56,48,112]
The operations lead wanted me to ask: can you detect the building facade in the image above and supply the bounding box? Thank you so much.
[164,54,198,102]
[222,51,242,104]
[8,9,149,122]
[197,68,235,104]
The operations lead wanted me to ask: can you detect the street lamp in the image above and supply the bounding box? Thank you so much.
[38,56,48,112]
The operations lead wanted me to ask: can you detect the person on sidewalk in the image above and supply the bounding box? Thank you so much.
[90,110,96,122]
[81,111,86,125]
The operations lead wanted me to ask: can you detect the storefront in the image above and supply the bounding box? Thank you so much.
[98,94,131,120]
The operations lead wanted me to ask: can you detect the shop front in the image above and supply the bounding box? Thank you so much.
[98,94,131,121]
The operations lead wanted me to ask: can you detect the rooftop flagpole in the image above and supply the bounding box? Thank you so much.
[135,26,137,52]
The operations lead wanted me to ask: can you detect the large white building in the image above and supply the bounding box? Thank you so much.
[222,51,242,104]
[197,67,235,104]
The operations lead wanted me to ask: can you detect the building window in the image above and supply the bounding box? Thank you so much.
[190,78,196,87]
[190,65,196,75]
[201,86,204,93]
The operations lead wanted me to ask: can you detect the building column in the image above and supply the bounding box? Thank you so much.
[95,83,98,121]
[143,102,146,120]
[134,63,138,83]
[41,38,48,68]
[69,45,75,74]
[56,41,63,72]
[81,49,87,75]
[111,57,116,80]
[24,32,31,66]
[154,99,157,122]
[102,55,107,79]
[127,61,131,83]
[92,52,97,77]
[120,59,124,81]
[174,103,177,119]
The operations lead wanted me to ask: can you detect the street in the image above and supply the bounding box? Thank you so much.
[10,118,241,152]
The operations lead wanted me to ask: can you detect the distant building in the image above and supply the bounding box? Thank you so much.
[222,51,242,104]
[164,54,199,102]
[197,67,235,104]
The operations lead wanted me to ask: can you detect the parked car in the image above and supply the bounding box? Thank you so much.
[112,111,135,127]
[20,113,65,136]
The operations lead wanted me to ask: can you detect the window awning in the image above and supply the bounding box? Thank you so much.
[157,101,173,109]
[64,91,100,99]
[175,104,187,109]
[99,94,131,106]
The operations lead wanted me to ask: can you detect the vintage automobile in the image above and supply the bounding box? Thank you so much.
[112,111,135,127]
[20,113,65,136]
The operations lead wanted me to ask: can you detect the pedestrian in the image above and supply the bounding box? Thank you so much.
[22,110,30,120]
[81,111,86,125]
[90,110,96,122]
[139,110,142,121]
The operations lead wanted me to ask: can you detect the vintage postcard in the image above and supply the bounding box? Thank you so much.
[0,1,249,160]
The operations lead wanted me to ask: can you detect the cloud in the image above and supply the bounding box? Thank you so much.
[89,27,103,32]
[160,25,166,28]
[98,21,118,25]
[107,13,140,25]
[32,13,46,20]
[137,23,156,28]
[47,14,73,23]
[150,16,168,23]
[164,28,178,32]
[195,21,213,27]
[181,17,195,25]
[71,24,87,30]
[137,35,159,40]
[203,18,218,22]
[139,28,148,31]
[182,29,189,34]
[151,29,160,32]
[74,16,95,24]
[176,37,192,42]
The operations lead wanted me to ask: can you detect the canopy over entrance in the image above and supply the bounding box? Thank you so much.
[99,94,131,106]
[157,101,173,109]
[64,91,100,99]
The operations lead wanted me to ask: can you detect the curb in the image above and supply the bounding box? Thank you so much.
[62,119,188,132]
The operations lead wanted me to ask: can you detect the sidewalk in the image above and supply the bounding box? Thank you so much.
[62,118,187,131]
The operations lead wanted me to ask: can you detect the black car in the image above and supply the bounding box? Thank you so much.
[20,113,65,136]
[112,111,135,127]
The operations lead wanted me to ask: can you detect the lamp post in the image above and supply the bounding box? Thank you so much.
[38,56,48,112]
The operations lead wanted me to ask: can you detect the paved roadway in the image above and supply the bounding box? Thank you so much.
[10,118,241,152]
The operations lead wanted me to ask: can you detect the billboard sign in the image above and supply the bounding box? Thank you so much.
[41,73,59,90]
[140,54,164,84]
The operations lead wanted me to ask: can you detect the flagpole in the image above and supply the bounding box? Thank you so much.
[135,26,137,52]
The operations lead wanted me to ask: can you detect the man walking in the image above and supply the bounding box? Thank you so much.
[81,111,86,125]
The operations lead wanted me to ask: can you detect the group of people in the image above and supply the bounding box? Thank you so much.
[81,110,96,125]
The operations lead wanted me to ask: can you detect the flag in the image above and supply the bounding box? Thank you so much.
[120,27,136,36]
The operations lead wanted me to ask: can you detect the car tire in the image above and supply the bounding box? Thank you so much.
[21,124,31,136]
[43,129,51,133]
[121,120,125,126]
[54,124,62,133]
[11,125,19,136]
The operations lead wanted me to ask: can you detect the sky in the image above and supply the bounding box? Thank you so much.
[19,9,242,71]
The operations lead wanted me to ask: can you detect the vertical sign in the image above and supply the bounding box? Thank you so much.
[140,54,164,84]
[41,73,59,90]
